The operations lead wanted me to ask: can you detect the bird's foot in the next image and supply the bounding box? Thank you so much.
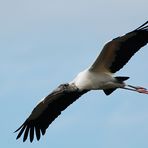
[126,85,148,94]
[135,87,148,94]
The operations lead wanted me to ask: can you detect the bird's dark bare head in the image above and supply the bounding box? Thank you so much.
[55,83,89,95]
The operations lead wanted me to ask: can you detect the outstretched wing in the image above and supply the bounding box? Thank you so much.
[90,21,148,73]
[15,84,88,142]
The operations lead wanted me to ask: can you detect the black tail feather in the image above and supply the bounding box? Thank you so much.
[103,88,117,96]
[115,76,129,82]
[103,76,129,95]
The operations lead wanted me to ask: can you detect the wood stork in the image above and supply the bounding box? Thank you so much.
[15,21,148,142]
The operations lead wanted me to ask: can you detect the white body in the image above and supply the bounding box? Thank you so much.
[70,69,123,90]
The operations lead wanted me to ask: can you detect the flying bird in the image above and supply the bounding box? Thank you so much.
[15,21,148,142]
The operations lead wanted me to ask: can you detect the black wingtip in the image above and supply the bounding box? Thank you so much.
[14,124,24,133]
[35,126,41,141]
[30,127,34,142]
[15,120,30,142]
[23,126,30,142]
[135,21,148,30]
[41,128,46,136]
[16,125,26,140]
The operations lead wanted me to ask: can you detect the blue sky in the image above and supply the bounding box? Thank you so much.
[0,0,148,147]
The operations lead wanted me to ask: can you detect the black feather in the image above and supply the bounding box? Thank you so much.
[23,126,30,142]
[110,22,148,73]
[103,88,116,95]
[30,126,34,143]
[15,84,88,142]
